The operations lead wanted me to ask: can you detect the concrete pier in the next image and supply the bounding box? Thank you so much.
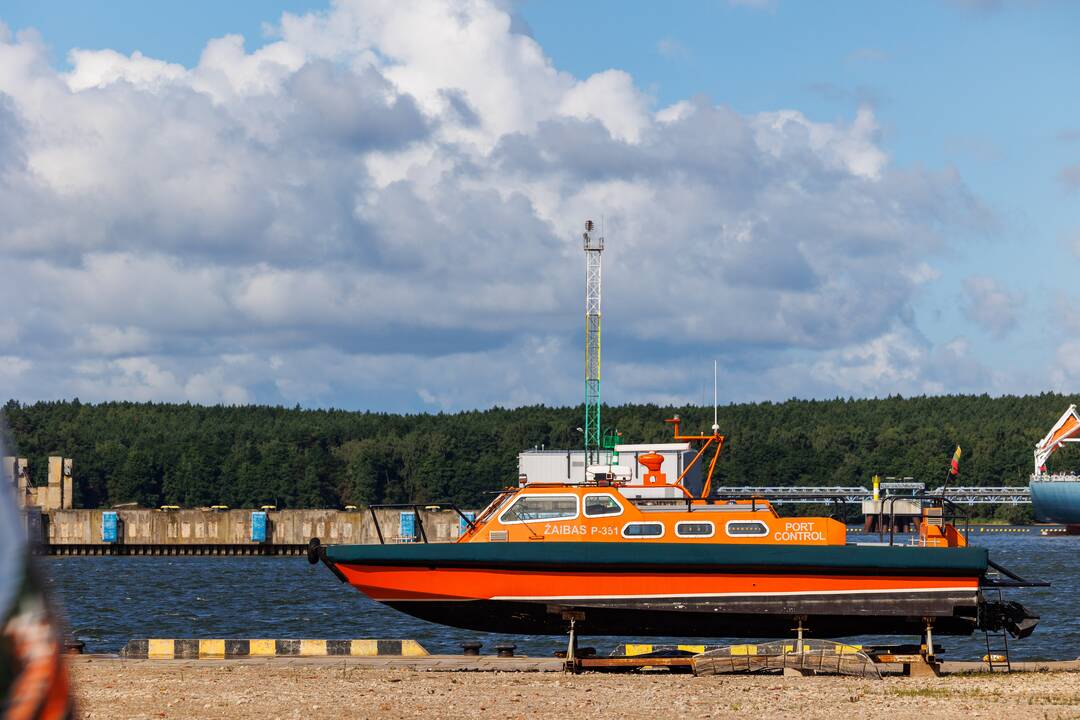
[38,507,471,554]
[4,455,73,511]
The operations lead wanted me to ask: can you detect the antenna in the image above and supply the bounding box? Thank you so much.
[712,360,719,432]
[583,219,604,466]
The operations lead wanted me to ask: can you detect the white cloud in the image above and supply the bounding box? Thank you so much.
[1049,340,1080,393]
[65,48,187,91]
[0,320,19,346]
[72,357,184,402]
[655,100,693,124]
[810,329,925,392]
[0,0,1005,409]
[0,356,31,381]
[808,328,1000,398]
[183,366,251,405]
[961,275,1024,339]
[73,325,154,356]
[1046,296,1080,395]
[558,69,650,143]
[753,105,886,179]
[66,356,251,405]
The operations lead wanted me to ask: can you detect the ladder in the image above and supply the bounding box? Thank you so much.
[983,588,1012,672]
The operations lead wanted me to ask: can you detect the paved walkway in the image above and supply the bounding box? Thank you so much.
[74,653,1080,675]
[939,658,1080,674]
[73,654,566,672]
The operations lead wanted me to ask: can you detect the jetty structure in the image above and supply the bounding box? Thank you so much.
[2,455,73,511]
[1030,404,1080,533]
[2,456,472,554]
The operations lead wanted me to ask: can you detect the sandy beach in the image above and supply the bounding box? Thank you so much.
[68,658,1080,720]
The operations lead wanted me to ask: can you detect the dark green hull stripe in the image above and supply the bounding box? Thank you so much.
[325,542,989,576]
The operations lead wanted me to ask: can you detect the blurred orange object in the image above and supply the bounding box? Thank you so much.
[1,457,73,719]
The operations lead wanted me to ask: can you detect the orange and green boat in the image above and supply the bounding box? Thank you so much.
[309,417,1041,640]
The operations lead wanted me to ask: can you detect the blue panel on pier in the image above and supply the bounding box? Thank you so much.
[251,511,268,542]
[399,511,416,542]
[102,511,118,543]
[459,511,476,536]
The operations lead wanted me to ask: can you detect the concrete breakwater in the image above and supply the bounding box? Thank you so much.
[37,507,470,554]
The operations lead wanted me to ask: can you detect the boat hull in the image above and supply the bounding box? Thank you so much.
[382,596,980,637]
[322,542,992,638]
[1030,478,1080,524]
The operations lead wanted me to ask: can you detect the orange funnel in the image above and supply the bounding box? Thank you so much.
[638,452,666,485]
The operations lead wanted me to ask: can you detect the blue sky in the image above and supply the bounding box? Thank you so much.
[526,0,1080,355]
[0,0,1077,410]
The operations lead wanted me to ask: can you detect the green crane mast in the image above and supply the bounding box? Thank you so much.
[583,220,603,467]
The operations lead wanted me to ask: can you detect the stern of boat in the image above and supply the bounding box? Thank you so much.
[977,558,1046,639]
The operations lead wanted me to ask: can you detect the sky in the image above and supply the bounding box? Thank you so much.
[0,0,1078,412]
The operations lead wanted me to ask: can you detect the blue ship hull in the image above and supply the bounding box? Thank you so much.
[1030,478,1080,524]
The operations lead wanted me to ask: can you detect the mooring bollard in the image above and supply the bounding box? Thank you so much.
[461,641,483,656]
[494,643,516,658]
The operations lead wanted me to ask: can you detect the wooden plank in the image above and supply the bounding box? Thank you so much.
[580,657,694,668]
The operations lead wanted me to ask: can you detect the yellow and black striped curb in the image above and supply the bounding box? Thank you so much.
[621,643,712,657]
[120,639,428,659]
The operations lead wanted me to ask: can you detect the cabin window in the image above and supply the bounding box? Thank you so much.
[499,495,579,524]
[675,521,715,538]
[583,494,623,517]
[622,522,665,538]
[725,520,769,537]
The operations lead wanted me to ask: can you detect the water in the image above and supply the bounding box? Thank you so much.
[40,533,1080,660]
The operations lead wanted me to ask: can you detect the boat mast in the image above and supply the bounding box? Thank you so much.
[583,220,604,467]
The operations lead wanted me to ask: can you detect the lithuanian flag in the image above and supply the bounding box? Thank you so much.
[950,446,962,476]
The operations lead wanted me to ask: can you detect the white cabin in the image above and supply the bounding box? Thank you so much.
[517,443,704,497]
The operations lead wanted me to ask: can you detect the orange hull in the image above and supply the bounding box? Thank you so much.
[339,564,979,602]
[313,541,1038,638]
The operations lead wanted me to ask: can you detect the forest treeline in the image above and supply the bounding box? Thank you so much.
[1,394,1076,511]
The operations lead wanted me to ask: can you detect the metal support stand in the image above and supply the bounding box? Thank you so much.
[562,611,584,673]
[907,617,941,677]
[785,616,808,676]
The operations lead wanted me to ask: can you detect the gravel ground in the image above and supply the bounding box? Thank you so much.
[69,660,1080,720]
